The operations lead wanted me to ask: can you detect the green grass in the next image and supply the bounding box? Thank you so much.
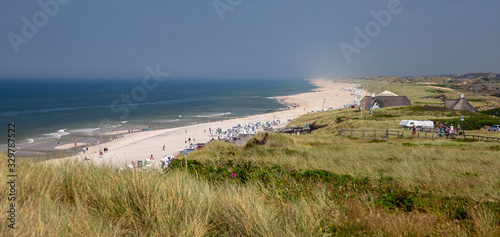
[288,105,500,136]
[3,132,499,236]
[338,76,500,110]
[481,107,500,116]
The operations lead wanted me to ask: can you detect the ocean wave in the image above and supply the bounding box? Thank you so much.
[155,119,180,123]
[24,139,34,144]
[67,128,100,134]
[0,105,109,117]
[212,112,231,116]
[240,96,260,98]
[121,121,127,124]
[195,112,231,118]
[0,99,198,117]
[44,129,70,139]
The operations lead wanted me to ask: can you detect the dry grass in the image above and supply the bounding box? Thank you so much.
[2,104,500,236]
[1,130,499,236]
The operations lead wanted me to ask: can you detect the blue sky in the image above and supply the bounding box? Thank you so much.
[1,0,499,79]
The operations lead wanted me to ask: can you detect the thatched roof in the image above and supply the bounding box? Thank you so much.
[444,97,476,112]
[377,90,398,96]
[360,96,411,108]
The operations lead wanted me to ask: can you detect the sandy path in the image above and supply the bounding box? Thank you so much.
[426,86,453,91]
[51,79,360,167]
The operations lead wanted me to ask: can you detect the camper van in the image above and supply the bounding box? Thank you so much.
[399,120,434,132]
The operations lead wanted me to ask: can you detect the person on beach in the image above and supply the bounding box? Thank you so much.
[150,154,154,160]
[162,144,165,151]
[185,139,187,144]
[412,125,416,138]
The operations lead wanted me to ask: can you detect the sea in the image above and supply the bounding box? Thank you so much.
[0,78,313,152]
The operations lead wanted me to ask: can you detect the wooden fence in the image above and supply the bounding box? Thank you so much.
[275,126,311,134]
[337,129,500,142]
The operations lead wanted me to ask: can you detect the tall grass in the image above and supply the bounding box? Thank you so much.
[1,131,499,236]
[1,158,216,236]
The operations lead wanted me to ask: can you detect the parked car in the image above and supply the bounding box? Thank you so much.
[488,125,500,132]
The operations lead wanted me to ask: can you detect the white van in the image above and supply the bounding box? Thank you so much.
[399,120,434,131]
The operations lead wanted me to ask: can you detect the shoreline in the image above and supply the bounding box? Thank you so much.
[46,79,361,167]
[5,83,313,154]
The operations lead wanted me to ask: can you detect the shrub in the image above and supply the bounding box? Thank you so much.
[433,116,500,130]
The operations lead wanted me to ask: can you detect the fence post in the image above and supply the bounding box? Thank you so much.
[363,129,365,139]
[374,129,377,139]
[386,129,389,139]
[338,129,341,136]
[351,129,353,136]
[397,131,399,139]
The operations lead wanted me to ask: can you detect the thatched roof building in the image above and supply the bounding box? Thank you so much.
[377,90,398,96]
[444,95,476,112]
[360,96,411,110]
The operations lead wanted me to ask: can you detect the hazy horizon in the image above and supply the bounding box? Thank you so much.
[2,0,499,79]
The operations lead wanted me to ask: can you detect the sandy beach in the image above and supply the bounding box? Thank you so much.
[51,79,360,167]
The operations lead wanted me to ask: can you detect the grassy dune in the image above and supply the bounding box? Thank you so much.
[2,129,499,236]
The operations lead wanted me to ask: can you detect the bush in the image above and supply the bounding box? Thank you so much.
[245,132,271,148]
[433,116,500,130]
[378,189,419,212]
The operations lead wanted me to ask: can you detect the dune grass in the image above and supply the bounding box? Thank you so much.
[2,128,499,236]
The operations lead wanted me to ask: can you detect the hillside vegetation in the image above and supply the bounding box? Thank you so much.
[340,74,500,110]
